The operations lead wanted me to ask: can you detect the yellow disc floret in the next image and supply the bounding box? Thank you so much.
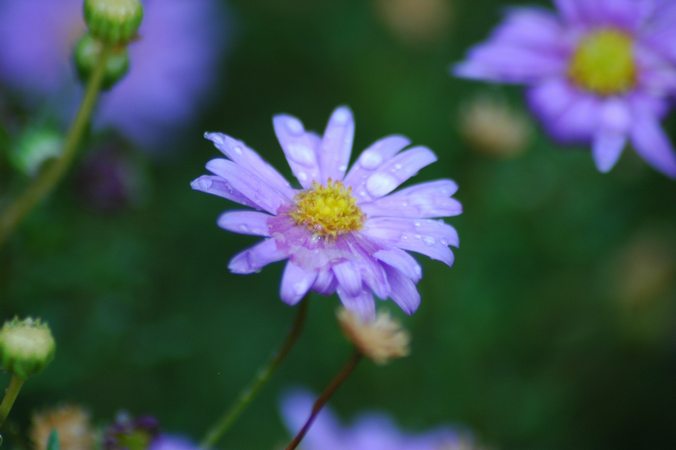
[290,180,365,238]
[568,29,636,96]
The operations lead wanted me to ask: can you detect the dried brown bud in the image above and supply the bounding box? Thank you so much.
[30,405,95,450]
[337,308,410,364]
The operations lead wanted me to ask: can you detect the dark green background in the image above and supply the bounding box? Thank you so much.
[2,0,676,449]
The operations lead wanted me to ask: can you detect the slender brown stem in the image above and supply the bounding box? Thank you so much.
[285,350,362,450]
[0,44,112,249]
[200,299,310,449]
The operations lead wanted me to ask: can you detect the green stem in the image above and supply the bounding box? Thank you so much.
[200,299,310,449]
[0,375,25,428]
[284,350,362,450]
[0,44,112,249]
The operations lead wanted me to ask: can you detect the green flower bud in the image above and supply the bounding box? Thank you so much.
[10,127,63,177]
[84,0,144,46]
[0,318,55,379]
[74,34,130,90]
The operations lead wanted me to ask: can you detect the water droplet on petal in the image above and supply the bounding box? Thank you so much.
[297,171,308,181]
[414,221,421,228]
[338,164,347,172]
[288,144,315,166]
[360,151,383,169]
[293,280,309,295]
[286,117,304,134]
[366,172,397,197]
[423,236,435,246]
[233,145,243,155]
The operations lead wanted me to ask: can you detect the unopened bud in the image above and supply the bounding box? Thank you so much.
[0,317,55,379]
[10,127,62,176]
[337,308,410,365]
[74,34,130,90]
[84,0,144,46]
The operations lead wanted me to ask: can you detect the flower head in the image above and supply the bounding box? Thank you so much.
[192,107,462,319]
[0,317,55,379]
[30,405,95,450]
[103,414,159,450]
[337,308,410,364]
[0,0,227,148]
[453,0,676,177]
[281,389,473,450]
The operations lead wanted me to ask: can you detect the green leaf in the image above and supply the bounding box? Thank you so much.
[46,430,59,450]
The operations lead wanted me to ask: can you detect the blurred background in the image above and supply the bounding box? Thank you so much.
[1,0,675,449]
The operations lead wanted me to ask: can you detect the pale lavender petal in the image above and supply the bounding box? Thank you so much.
[492,7,569,53]
[149,435,197,450]
[205,159,289,213]
[526,78,579,134]
[554,0,584,23]
[363,219,456,266]
[344,135,411,195]
[355,147,437,200]
[454,42,567,84]
[273,114,322,188]
[630,112,676,178]
[355,255,390,300]
[318,106,355,182]
[546,92,602,143]
[217,211,272,236]
[204,132,294,198]
[280,261,317,305]
[337,288,376,321]
[361,180,462,219]
[366,218,459,247]
[333,261,363,297]
[384,266,421,314]
[228,239,287,274]
[313,269,337,295]
[592,131,627,172]
[374,248,422,282]
[190,175,258,209]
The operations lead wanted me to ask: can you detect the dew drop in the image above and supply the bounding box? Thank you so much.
[286,117,304,134]
[366,173,397,197]
[293,281,309,295]
[414,221,422,228]
[233,145,243,155]
[360,151,383,169]
[338,164,348,172]
[297,171,308,181]
[423,236,435,246]
[288,144,315,166]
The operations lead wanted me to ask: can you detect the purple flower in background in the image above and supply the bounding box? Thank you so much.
[453,0,676,178]
[0,0,227,148]
[192,106,461,319]
[281,389,472,450]
[149,435,199,450]
[103,415,159,450]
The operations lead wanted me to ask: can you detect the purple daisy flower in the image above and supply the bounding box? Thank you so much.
[281,389,471,450]
[192,106,462,319]
[148,435,199,450]
[0,0,227,148]
[453,0,676,178]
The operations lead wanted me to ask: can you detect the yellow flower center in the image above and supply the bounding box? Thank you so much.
[568,29,636,96]
[290,180,364,238]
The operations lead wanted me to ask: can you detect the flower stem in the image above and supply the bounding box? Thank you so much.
[0,44,112,249]
[200,299,310,449]
[284,350,362,450]
[0,375,25,428]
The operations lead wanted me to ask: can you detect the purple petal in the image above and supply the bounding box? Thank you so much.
[344,135,411,196]
[384,266,421,315]
[526,78,578,136]
[492,7,569,52]
[630,111,676,178]
[217,211,272,236]
[313,269,337,295]
[363,219,456,266]
[333,261,363,297]
[337,288,375,321]
[318,106,355,183]
[280,261,317,305]
[280,389,344,450]
[374,248,422,282]
[546,92,601,143]
[273,114,322,188]
[228,239,287,274]
[354,147,437,200]
[204,132,294,198]
[361,179,462,219]
[190,175,258,209]
[592,131,627,172]
[205,158,289,213]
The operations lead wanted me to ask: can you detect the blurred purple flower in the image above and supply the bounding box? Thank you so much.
[103,415,159,450]
[192,106,462,320]
[453,0,676,178]
[281,389,470,450]
[149,435,199,450]
[0,0,227,148]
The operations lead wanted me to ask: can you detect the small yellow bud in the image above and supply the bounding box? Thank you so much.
[0,317,55,379]
[337,308,410,365]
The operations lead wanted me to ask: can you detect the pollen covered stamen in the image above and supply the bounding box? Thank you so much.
[291,179,364,238]
[568,29,636,96]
